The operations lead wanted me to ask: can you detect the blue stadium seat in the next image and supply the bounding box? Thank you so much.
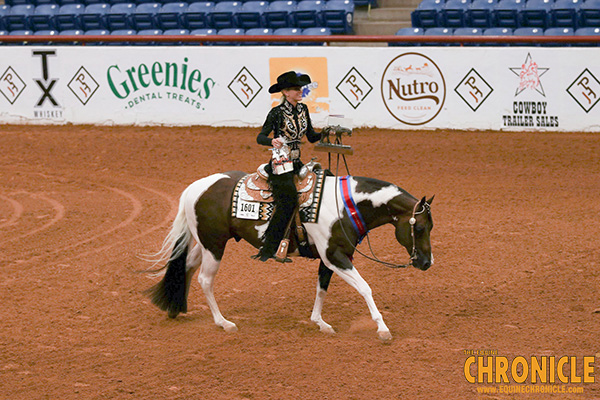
[575,26,600,34]
[482,28,512,44]
[391,26,423,46]
[60,28,84,33]
[244,27,273,44]
[483,26,512,33]
[274,26,301,34]
[321,0,354,34]
[520,0,553,29]
[273,26,301,44]
[34,29,59,44]
[550,0,581,27]
[302,26,331,33]
[83,27,108,44]
[138,27,161,33]
[156,2,187,30]
[411,0,444,28]
[302,26,330,45]
[439,0,470,27]
[164,27,189,33]
[181,2,213,29]
[235,1,268,29]
[217,26,244,45]
[111,28,136,33]
[9,29,33,34]
[137,28,162,44]
[29,4,59,31]
[190,27,215,33]
[424,26,453,44]
[208,1,241,29]
[396,26,424,34]
[425,26,453,33]
[514,26,544,33]
[217,27,243,33]
[579,0,600,27]
[454,26,482,33]
[466,0,496,28]
[83,0,108,4]
[575,26,600,43]
[492,0,525,28]
[34,29,59,34]
[109,27,135,44]
[292,0,324,29]
[54,4,84,30]
[545,26,573,32]
[84,28,109,33]
[514,26,544,43]
[245,27,272,34]
[263,0,295,29]
[131,2,160,30]
[0,6,10,31]
[0,30,7,35]
[5,4,34,31]
[80,3,109,30]
[6,0,29,5]
[106,2,135,30]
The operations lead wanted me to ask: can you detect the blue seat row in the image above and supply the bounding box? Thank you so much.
[0,26,333,44]
[394,25,600,44]
[411,0,600,29]
[0,0,353,33]
[4,0,359,6]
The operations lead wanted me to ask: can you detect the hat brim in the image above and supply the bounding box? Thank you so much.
[268,73,311,93]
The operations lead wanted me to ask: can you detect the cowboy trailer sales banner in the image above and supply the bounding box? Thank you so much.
[0,46,598,132]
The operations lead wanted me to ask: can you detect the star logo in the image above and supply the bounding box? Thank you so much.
[509,53,549,97]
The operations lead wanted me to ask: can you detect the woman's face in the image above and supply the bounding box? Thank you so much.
[282,87,303,104]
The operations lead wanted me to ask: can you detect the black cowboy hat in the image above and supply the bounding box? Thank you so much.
[268,71,311,93]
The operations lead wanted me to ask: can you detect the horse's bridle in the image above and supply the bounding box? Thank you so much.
[388,200,431,269]
[332,152,430,269]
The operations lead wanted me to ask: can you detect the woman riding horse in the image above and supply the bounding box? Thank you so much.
[254,71,323,262]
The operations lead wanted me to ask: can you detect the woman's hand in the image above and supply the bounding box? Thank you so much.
[272,137,285,149]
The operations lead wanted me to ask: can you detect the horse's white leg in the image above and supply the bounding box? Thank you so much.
[311,284,336,334]
[197,249,237,332]
[310,262,335,334]
[326,259,392,341]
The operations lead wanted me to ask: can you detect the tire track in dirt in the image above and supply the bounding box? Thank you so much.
[5,168,178,267]
[55,179,178,265]
[0,193,24,229]
[0,192,65,245]
[1,169,142,265]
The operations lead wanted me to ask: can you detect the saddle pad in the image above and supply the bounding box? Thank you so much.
[231,169,326,223]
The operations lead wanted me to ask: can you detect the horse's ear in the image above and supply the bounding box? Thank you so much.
[419,196,427,206]
[426,195,435,205]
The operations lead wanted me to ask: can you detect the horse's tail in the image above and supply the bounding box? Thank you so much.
[143,186,194,318]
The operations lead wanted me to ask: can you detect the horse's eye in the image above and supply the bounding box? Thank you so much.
[414,225,425,234]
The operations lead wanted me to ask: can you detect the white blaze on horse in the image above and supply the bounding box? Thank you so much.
[144,169,434,341]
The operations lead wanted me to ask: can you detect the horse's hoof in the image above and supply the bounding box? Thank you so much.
[168,311,179,319]
[320,326,336,335]
[378,331,393,342]
[222,322,238,333]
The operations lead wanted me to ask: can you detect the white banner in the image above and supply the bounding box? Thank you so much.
[0,46,599,131]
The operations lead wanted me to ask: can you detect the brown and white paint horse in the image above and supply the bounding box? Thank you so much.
[145,171,434,341]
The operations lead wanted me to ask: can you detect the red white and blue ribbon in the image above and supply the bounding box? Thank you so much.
[339,176,368,242]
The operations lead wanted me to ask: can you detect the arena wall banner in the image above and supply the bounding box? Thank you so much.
[0,46,599,131]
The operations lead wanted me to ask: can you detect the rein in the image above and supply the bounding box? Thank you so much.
[332,154,424,269]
